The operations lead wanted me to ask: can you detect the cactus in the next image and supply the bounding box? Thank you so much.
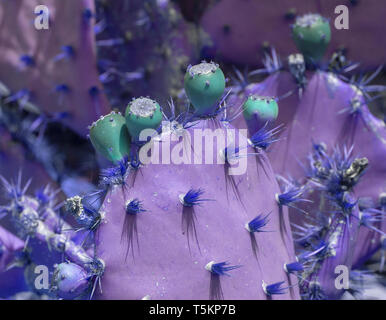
[94,0,198,109]
[184,62,226,115]
[291,14,331,65]
[0,0,106,221]
[0,225,27,298]
[199,0,386,69]
[0,0,385,301]
[266,71,386,206]
[0,172,104,299]
[0,0,110,136]
[293,146,383,299]
[84,62,300,300]
[242,95,279,134]
[0,225,25,272]
[0,79,99,200]
[0,126,60,204]
[125,97,163,142]
[51,262,91,299]
[89,111,131,163]
[227,15,386,299]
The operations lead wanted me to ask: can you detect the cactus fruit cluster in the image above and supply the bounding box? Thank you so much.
[0,1,385,301]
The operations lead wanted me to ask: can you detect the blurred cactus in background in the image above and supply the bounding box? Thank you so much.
[199,0,386,70]
[227,10,386,299]
[93,0,203,109]
[0,0,110,136]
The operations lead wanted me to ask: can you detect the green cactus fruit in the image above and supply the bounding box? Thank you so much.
[292,14,331,63]
[184,61,226,116]
[125,97,163,142]
[243,95,279,123]
[89,111,131,163]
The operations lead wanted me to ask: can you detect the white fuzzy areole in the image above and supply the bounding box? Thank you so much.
[205,261,215,272]
[130,97,157,118]
[289,53,305,65]
[261,280,269,295]
[295,13,322,28]
[248,94,274,102]
[190,62,217,75]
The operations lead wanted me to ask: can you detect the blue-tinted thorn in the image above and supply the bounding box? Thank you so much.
[54,84,70,93]
[179,188,211,207]
[262,280,288,296]
[3,89,31,105]
[62,45,75,56]
[205,261,241,276]
[99,156,129,188]
[83,8,93,22]
[125,199,146,215]
[284,261,304,274]
[129,158,142,170]
[248,123,283,150]
[357,208,386,235]
[99,71,112,84]
[275,183,310,209]
[53,45,75,62]
[19,54,35,68]
[94,19,106,35]
[52,112,70,121]
[88,86,100,97]
[299,239,329,261]
[96,39,125,47]
[245,213,270,233]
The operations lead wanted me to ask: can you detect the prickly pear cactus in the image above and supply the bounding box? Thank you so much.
[89,111,131,163]
[83,62,301,300]
[95,130,297,299]
[94,0,197,108]
[0,127,59,203]
[0,0,385,301]
[0,225,27,297]
[270,71,386,200]
[241,95,279,135]
[0,225,24,272]
[0,172,104,299]
[227,13,386,299]
[0,0,110,136]
[200,0,386,69]
[291,13,331,65]
[293,145,384,299]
